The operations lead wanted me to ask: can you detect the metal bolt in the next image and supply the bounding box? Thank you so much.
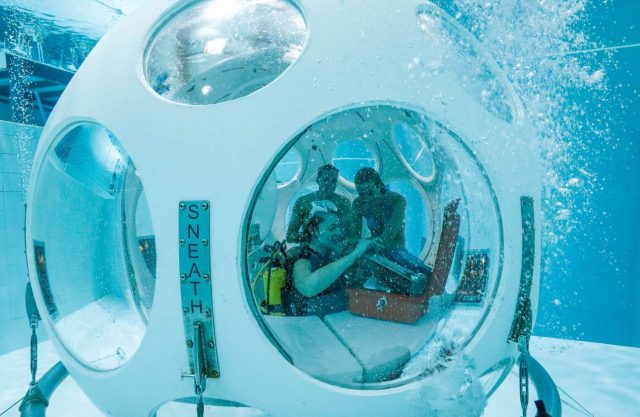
[202,238,209,246]
[179,238,185,246]
[211,370,219,378]
[201,202,209,210]
[205,309,211,318]
[180,273,188,281]
[186,340,193,348]
[207,340,215,348]
[179,202,186,210]
[203,274,210,281]
[183,307,189,314]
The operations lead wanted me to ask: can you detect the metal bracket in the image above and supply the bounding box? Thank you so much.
[509,196,535,342]
[179,200,220,391]
[518,336,530,417]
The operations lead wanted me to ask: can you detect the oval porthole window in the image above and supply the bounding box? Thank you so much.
[393,123,436,183]
[387,179,433,257]
[144,0,308,105]
[274,147,302,188]
[30,122,156,370]
[331,139,377,187]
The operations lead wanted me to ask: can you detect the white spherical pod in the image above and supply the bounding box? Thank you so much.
[25,0,541,416]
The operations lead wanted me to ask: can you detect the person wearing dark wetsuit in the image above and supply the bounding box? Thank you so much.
[287,204,374,316]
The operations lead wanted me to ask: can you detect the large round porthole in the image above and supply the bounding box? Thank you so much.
[30,122,156,370]
[244,104,503,388]
[144,0,308,105]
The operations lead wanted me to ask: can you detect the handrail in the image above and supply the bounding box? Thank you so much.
[19,362,69,417]
[526,354,562,417]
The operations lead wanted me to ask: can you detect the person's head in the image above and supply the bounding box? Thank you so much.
[354,167,386,198]
[303,201,342,250]
[316,164,339,195]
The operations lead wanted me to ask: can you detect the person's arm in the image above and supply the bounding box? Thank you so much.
[293,240,373,297]
[379,194,406,248]
[286,200,308,243]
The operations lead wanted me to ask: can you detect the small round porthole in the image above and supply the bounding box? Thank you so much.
[144,0,309,105]
[392,123,436,183]
[274,147,302,188]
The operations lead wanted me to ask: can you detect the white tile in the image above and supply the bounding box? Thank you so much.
[4,209,25,229]
[0,284,12,325]
[3,191,24,211]
[0,154,20,174]
[8,282,27,321]
[2,173,23,192]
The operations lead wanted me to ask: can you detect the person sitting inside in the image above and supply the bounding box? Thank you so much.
[351,167,430,278]
[286,164,352,244]
[285,201,375,316]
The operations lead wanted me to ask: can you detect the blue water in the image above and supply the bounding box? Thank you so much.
[1,0,639,348]
[532,1,640,347]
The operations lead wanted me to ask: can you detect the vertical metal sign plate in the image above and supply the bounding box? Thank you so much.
[179,201,220,380]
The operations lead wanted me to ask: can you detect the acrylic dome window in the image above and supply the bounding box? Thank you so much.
[386,179,434,258]
[392,123,436,183]
[274,146,302,188]
[30,122,156,370]
[144,0,308,105]
[414,4,519,124]
[244,104,505,388]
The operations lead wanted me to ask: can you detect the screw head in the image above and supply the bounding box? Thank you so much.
[202,202,209,210]
[211,370,220,378]
[207,340,215,348]
[180,273,188,281]
[182,307,189,314]
[179,202,186,210]
[205,309,212,318]
[202,238,209,246]
[203,274,210,281]
[186,340,193,348]
[179,238,185,246]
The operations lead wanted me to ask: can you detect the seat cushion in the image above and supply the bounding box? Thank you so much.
[264,315,363,385]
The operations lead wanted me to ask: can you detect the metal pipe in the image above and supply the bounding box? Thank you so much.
[19,362,69,417]
[526,354,562,417]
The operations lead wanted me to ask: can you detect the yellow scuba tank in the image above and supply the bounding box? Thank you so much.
[252,240,289,316]
[261,265,287,315]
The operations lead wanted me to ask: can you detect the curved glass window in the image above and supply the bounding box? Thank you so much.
[244,104,503,388]
[415,5,517,123]
[144,0,308,105]
[30,122,156,370]
[331,139,377,187]
[274,147,302,188]
[393,123,436,183]
[387,179,433,257]
[155,398,267,417]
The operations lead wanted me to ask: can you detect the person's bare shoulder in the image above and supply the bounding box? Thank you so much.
[388,191,406,205]
[294,192,317,209]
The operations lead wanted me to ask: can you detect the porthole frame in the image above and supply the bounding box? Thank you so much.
[241,101,506,391]
[391,122,437,184]
[28,119,156,372]
[140,0,311,106]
